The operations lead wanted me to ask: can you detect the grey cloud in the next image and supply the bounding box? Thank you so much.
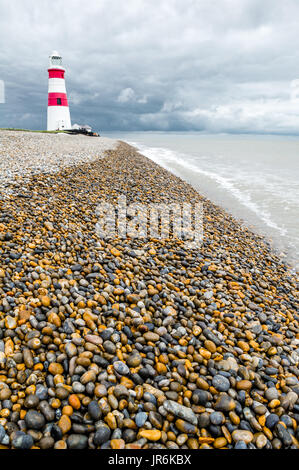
[1,0,299,133]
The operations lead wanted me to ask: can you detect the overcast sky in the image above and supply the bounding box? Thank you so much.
[1,0,299,133]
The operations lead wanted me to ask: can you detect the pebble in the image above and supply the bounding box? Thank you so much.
[113,361,130,376]
[210,412,225,426]
[232,430,254,444]
[215,394,236,412]
[143,332,160,342]
[256,433,268,449]
[138,430,162,441]
[0,134,298,450]
[39,436,55,449]
[212,375,231,392]
[67,434,88,449]
[58,415,72,434]
[88,401,101,420]
[0,425,5,442]
[39,401,55,422]
[135,412,148,427]
[266,413,280,429]
[163,400,197,425]
[24,410,46,430]
[93,426,111,446]
[24,394,39,409]
[12,432,34,449]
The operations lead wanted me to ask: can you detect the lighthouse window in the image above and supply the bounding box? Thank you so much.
[51,56,62,66]
[57,98,62,105]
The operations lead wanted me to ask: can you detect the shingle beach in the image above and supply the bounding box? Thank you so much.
[0,130,118,196]
[0,130,298,449]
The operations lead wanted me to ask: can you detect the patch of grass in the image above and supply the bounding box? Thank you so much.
[0,128,66,133]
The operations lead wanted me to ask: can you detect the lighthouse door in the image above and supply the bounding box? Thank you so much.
[58,120,65,130]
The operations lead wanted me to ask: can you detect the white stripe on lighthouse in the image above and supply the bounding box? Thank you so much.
[48,78,67,94]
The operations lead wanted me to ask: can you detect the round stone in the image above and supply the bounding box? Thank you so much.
[113,361,130,376]
[215,394,236,412]
[35,385,48,401]
[39,401,55,422]
[93,426,111,446]
[192,390,210,405]
[212,375,230,392]
[138,429,161,441]
[58,415,72,434]
[48,363,64,375]
[67,434,88,449]
[143,332,160,342]
[39,436,55,449]
[24,410,46,430]
[114,385,129,399]
[65,343,77,357]
[88,401,101,420]
[210,411,225,426]
[256,434,267,449]
[265,387,279,401]
[24,394,39,409]
[127,353,142,367]
[265,413,280,429]
[12,432,34,449]
[232,430,254,444]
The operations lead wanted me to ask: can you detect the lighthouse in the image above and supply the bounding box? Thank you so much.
[47,51,71,131]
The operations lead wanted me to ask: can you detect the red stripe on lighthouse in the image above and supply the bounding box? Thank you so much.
[48,92,69,106]
[48,69,65,79]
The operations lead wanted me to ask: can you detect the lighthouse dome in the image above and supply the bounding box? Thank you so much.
[49,51,63,68]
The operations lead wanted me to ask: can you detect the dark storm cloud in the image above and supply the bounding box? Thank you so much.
[1,0,299,133]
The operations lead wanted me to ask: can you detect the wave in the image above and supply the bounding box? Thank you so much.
[129,141,288,238]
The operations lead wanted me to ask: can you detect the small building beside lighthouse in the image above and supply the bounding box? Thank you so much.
[47,51,71,131]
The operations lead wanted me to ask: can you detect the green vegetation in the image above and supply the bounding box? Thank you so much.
[0,128,66,133]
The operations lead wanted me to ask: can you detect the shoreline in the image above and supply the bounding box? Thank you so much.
[119,135,298,274]
[128,141,298,276]
[0,135,298,449]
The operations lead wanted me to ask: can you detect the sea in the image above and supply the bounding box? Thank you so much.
[102,132,299,271]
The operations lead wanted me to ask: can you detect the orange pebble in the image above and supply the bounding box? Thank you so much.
[62,406,73,416]
[69,394,81,410]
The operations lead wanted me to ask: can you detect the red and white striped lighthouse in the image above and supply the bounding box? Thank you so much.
[47,51,71,131]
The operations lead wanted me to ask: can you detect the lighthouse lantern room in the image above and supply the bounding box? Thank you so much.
[47,51,71,131]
